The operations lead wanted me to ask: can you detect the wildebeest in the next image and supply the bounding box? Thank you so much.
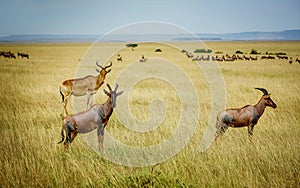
[60,61,112,115]
[0,51,16,59]
[277,55,288,60]
[17,52,29,59]
[215,88,277,143]
[117,54,122,62]
[139,55,147,62]
[58,83,123,151]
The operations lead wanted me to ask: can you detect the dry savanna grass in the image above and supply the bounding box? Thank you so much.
[0,41,299,187]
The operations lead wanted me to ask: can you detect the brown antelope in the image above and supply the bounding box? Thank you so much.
[215,88,277,143]
[60,61,112,115]
[58,83,123,151]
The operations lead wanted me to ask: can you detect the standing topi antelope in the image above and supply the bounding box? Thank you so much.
[58,83,123,151]
[215,88,277,143]
[60,61,112,115]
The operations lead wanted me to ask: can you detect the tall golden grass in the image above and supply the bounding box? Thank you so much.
[0,41,299,187]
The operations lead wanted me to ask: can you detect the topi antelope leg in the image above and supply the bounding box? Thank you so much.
[248,125,254,143]
[63,96,71,116]
[97,122,104,151]
[86,92,94,110]
[215,121,228,141]
[97,110,104,151]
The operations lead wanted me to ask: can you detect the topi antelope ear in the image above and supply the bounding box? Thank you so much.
[116,91,124,96]
[103,89,110,96]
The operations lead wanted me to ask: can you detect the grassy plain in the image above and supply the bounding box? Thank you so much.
[0,41,299,187]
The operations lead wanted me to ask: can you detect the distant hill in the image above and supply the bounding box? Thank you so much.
[0,34,99,43]
[195,30,300,41]
[0,30,299,43]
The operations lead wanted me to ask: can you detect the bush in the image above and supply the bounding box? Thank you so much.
[155,49,162,52]
[126,43,138,51]
[215,51,223,54]
[126,43,138,48]
[194,49,212,53]
[250,49,259,54]
[235,50,243,54]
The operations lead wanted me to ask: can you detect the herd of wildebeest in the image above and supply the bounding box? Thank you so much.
[1,48,300,63]
[181,49,300,64]
[0,51,29,59]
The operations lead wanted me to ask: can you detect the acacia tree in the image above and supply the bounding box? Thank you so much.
[126,43,138,51]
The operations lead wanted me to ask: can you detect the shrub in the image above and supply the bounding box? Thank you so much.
[126,43,138,48]
[235,50,243,54]
[126,43,138,51]
[250,49,260,54]
[155,49,162,52]
[194,49,212,53]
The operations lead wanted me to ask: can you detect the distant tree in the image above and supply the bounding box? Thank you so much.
[126,43,138,51]
[250,49,259,54]
[155,49,162,52]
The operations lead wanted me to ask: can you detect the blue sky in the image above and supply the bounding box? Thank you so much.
[0,0,299,36]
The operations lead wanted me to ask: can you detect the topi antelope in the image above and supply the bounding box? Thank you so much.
[215,88,277,143]
[58,83,123,151]
[59,61,112,115]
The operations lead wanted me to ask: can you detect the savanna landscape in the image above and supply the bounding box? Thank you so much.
[0,41,299,187]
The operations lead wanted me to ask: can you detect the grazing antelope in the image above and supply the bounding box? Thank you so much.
[117,54,122,62]
[237,55,244,60]
[277,55,288,60]
[139,55,147,62]
[243,55,250,61]
[250,56,258,61]
[289,57,293,64]
[215,88,277,143]
[17,52,29,59]
[261,56,268,60]
[0,51,16,59]
[192,55,203,61]
[60,61,112,115]
[181,49,187,53]
[203,55,210,61]
[186,52,194,58]
[216,55,225,61]
[58,83,124,151]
